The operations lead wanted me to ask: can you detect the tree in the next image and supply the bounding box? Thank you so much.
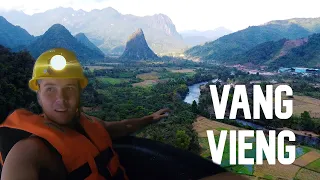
[175,130,191,150]
[301,111,311,121]
[0,46,41,122]
[301,111,315,131]
[191,100,199,114]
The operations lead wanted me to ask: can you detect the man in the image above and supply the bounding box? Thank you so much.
[0,48,170,180]
[1,48,246,180]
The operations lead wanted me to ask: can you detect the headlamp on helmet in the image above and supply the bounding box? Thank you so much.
[50,55,67,70]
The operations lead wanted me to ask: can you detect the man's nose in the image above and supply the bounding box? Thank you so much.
[56,89,68,102]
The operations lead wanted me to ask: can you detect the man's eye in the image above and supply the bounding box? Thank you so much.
[46,88,53,92]
[67,87,74,91]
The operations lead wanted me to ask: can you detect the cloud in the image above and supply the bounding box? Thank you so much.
[1,0,320,31]
[93,0,111,2]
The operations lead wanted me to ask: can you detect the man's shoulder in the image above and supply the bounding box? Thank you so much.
[3,137,67,179]
[10,137,53,160]
[10,136,64,170]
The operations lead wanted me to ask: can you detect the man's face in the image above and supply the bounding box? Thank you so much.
[37,79,80,125]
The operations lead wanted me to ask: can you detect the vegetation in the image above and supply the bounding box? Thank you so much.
[270,33,320,68]
[185,24,310,61]
[0,45,41,122]
[0,16,34,49]
[230,39,287,65]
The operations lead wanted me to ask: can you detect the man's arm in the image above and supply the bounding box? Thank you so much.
[1,138,43,180]
[1,137,66,180]
[99,108,170,139]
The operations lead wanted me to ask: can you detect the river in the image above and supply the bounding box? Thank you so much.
[183,79,218,104]
[183,80,319,148]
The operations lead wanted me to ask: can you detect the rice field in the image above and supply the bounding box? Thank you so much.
[253,160,300,179]
[136,72,159,80]
[169,68,195,73]
[282,95,320,118]
[294,151,320,167]
[132,80,159,87]
[305,158,320,172]
[295,168,320,180]
[193,116,320,179]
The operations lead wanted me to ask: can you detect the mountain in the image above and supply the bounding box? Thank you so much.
[230,33,320,68]
[0,7,186,54]
[180,27,232,46]
[266,17,320,33]
[120,28,158,60]
[75,33,104,55]
[26,24,104,63]
[185,22,312,62]
[231,38,292,65]
[269,33,320,68]
[0,16,34,49]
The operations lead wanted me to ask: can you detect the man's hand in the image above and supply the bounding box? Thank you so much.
[150,108,171,122]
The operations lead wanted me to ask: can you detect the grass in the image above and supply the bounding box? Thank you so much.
[185,72,195,77]
[97,77,128,85]
[296,146,312,158]
[227,165,254,176]
[119,72,137,78]
[216,127,230,131]
[306,158,320,172]
[132,80,159,87]
[290,95,320,118]
[263,174,274,180]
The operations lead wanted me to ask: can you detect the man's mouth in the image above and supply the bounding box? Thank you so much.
[55,109,68,112]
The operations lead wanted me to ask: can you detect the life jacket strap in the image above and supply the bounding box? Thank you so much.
[67,162,91,180]
[67,147,126,180]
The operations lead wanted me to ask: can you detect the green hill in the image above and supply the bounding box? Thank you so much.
[229,33,320,68]
[270,33,320,68]
[185,23,311,62]
[231,39,288,65]
[27,24,104,63]
[75,33,105,56]
[0,16,34,49]
[267,17,320,33]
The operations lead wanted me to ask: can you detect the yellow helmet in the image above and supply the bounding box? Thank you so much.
[28,48,88,91]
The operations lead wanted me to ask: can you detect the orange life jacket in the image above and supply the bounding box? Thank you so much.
[0,109,129,180]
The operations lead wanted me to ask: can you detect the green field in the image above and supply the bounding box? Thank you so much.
[226,165,254,176]
[306,158,320,172]
[97,77,129,85]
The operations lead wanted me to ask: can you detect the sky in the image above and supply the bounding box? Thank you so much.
[1,0,320,32]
